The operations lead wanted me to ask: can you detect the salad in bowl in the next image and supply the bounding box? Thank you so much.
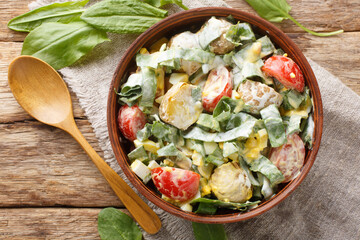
[107,8,322,223]
[115,15,314,215]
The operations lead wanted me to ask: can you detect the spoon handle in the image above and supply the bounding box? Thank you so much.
[62,118,161,234]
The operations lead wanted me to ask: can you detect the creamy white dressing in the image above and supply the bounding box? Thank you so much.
[159,83,203,130]
[124,16,312,212]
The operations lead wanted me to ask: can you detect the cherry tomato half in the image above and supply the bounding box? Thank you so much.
[202,66,232,112]
[151,167,200,202]
[269,133,305,183]
[262,56,305,92]
[117,105,146,141]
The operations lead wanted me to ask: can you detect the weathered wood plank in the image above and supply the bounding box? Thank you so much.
[1,0,360,42]
[226,0,360,33]
[292,32,360,94]
[0,0,31,42]
[0,208,117,239]
[0,42,86,123]
[0,120,123,207]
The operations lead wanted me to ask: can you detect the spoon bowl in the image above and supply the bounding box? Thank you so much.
[8,56,161,234]
[9,56,72,126]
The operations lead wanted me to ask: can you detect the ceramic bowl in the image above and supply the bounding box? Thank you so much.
[107,7,323,223]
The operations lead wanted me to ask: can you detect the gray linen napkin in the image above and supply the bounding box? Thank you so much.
[29,1,360,239]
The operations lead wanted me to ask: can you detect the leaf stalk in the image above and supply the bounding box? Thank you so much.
[286,14,344,37]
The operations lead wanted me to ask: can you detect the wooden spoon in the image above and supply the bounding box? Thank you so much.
[8,55,161,234]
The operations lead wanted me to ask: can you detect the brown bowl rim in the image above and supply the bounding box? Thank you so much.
[107,7,323,224]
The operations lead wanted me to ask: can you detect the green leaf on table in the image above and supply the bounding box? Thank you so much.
[192,222,227,240]
[143,0,188,10]
[21,21,109,70]
[245,0,291,23]
[98,207,142,240]
[8,0,88,32]
[81,0,168,34]
[244,0,343,37]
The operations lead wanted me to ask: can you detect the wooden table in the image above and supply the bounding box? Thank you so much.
[0,0,359,238]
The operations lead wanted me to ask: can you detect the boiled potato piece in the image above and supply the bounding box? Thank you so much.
[159,82,203,130]
[168,31,202,76]
[210,33,236,55]
[200,17,235,55]
[210,162,252,203]
[237,80,283,114]
[168,31,200,49]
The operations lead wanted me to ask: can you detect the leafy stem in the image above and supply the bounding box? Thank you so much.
[286,14,344,37]
[175,0,189,10]
[245,0,343,37]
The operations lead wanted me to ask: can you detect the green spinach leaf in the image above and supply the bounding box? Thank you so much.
[213,97,244,124]
[81,0,168,33]
[8,0,88,32]
[116,73,143,106]
[195,202,218,215]
[128,146,149,162]
[136,123,153,141]
[143,0,188,10]
[183,119,256,142]
[245,0,343,37]
[246,155,284,186]
[260,104,286,147]
[192,222,227,240]
[301,114,314,149]
[225,22,256,46]
[139,67,157,108]
[22,21,109,70]
[191,197,260,210]
[98,207,142,240]
[196,113,221,132]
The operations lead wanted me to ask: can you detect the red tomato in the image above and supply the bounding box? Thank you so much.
[151,167,200,202]
[117,105,146,141]
[262,56,304,92]
[202,66,232,112]
[269,133,305,183]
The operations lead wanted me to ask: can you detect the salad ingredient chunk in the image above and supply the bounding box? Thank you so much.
[151,167,200,202]
[210,162,252,203]
[262,55,305,92]
[168,31,202,75]
[237,80,283,114]
[202,66,232,112]
[117,105,146,141]
[269,133,305,182]
[118,16,314,215]
[159,82,203,130]
[260,104,286,147]
[198,17,235,54]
